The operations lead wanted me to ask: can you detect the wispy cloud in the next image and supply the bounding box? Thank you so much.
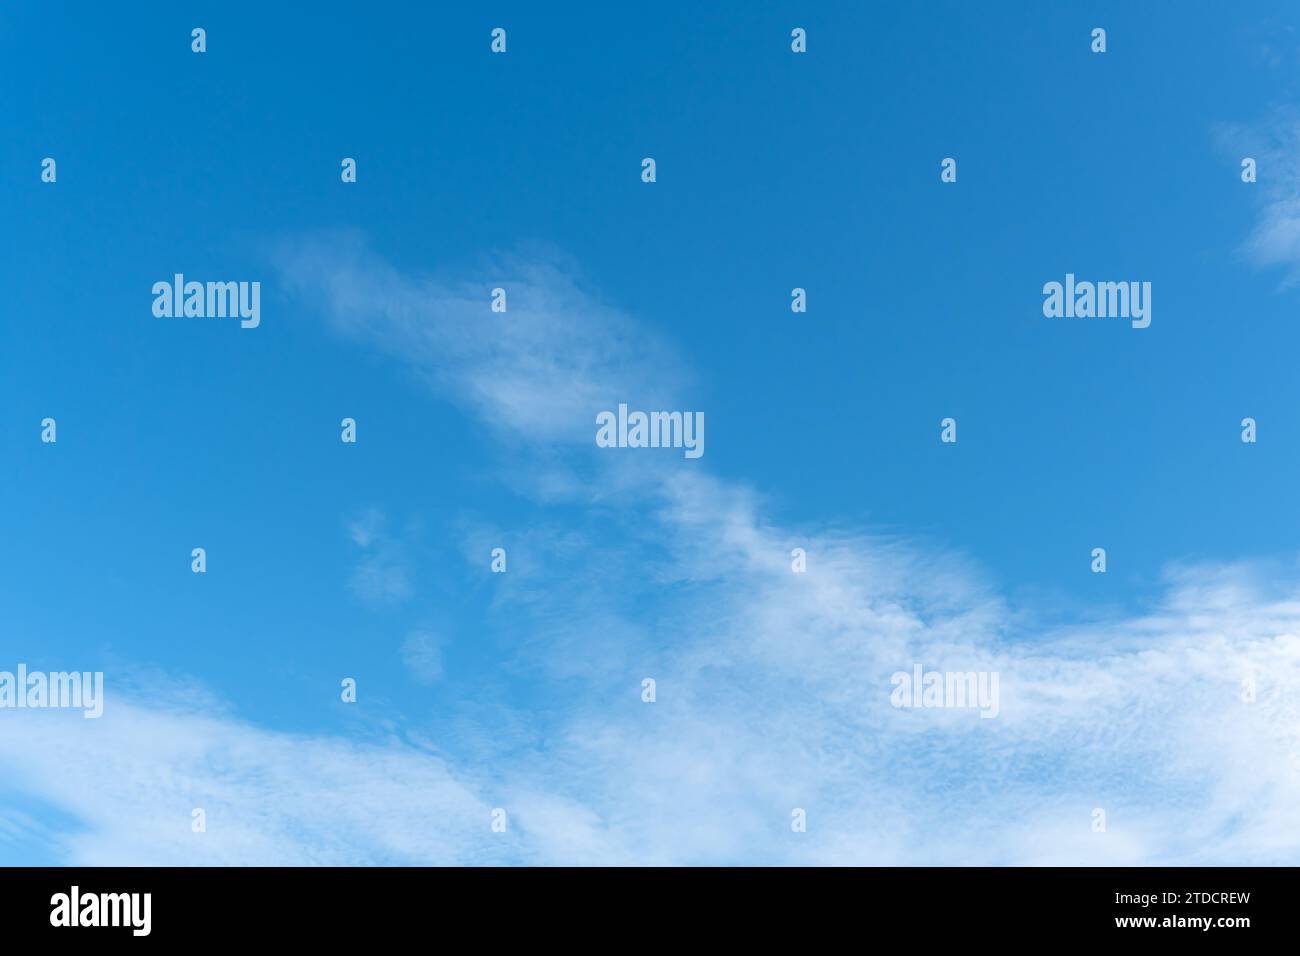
[272,233,688,446]
[346,507,412,606]
[401,630,444,685]
[1218,108,1300,285]
[276,236,1300,865]
[7,544,1296,864]
[0,689,503,866]
[3,236,1297,865]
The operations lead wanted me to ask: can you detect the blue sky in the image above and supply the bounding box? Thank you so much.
[3,2,1300,865]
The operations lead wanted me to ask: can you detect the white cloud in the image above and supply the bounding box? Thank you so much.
[8,544,1297,864]
[4,238,1297,866]
[1218,109,1300,284]
[401,630,444,685]
[0,693,502,866]
[271,233,687,445]
[345,507,412,606]
[283,239,1300,865]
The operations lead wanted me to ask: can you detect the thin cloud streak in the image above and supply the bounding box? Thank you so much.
[2,236,1295,865]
